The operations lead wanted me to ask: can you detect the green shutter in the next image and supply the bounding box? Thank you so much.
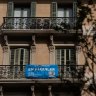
[30,1,36,17]
[7,0,14,17]
[73,0,77,17]
[51,1,57,17]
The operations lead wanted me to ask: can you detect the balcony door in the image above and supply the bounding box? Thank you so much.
[10,48,30,66]
[10,48,30,78]
[57,5,73,26]
[14,7,30,29]
[55,48,76,77]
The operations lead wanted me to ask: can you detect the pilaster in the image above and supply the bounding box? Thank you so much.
[30,46,36,64]
[3,46,10,65]
[49,46,55,64]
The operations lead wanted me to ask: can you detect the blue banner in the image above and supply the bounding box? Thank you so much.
[25,64,58,79]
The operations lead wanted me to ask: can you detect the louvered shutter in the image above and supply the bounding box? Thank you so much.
[51,1,57,17]
[10,49,15,65]
[14,48,20,65]
[7,0,14,17]
[24,49,29,65]
[73,0,77,17]
[30,0,36,17]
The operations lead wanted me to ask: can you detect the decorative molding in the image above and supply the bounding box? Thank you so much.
[53,44,75,46]
[8,44,29,46]
[49,46,54,53]
[4,35,8,46]
[50,35,54,46]
[3,46,9,53]
[31,46,36,53]
[32,35,36,46]
[76,46,82,53]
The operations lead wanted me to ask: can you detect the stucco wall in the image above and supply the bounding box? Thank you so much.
[36,43,49,64]
[0,0,7,25]
[0,0,7,65]
[36,0,51,17]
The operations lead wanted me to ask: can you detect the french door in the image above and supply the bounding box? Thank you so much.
[57,7,72,24]
[10,48,30,78]
[55,48,76,77]
[14,8,30,29]
[10,48,30,66]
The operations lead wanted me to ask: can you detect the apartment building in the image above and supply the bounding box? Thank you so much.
[0,0,95,96]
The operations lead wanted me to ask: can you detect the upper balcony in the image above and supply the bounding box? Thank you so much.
[0,64,84,84]
[1,17,78,35]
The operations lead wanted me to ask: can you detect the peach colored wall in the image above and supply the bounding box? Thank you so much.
[0,0,7,25]
[36,43,49,64]
[36,0,51,17]
[0,0,7,65]
[77,51,85,65]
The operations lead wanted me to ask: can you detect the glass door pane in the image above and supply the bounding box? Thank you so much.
[14,8,21,29]
[57,8,64,17]
[22,8,30,28]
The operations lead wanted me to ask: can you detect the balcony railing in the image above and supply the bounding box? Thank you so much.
[0,65,84,80]
[2,17,77,31]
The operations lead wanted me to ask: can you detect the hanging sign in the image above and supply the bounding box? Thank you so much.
[25,64,58,79]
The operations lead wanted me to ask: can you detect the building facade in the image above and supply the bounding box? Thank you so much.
[0,0,95,96]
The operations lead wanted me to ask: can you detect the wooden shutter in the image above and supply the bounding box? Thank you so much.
[14,48,20,65]
[51,1,57,17]
[24,49,29,65]
[30,0,36,17]
[73,0,77,17]
[7,0,14,17]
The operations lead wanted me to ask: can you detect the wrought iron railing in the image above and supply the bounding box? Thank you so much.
[58,65,84,79]
[2,17,77,30]
[0,65,84,80]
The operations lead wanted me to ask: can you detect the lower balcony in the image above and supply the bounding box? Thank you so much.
[1,17,78,34]
[0,65,84,84]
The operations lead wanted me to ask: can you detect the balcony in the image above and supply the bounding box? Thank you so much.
[1,17,77,34]
[0,65,84,84]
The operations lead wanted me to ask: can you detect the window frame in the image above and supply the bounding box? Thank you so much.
[55,47,76,66]
[10,47,30,66]
[55,46,76,77]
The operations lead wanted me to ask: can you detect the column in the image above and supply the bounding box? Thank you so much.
[0,86,3,96]
[31,86,35,96]
[48,85,52,96]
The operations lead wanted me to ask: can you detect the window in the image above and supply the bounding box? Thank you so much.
[57,4,73,24]
[9,48,30,78]
[7,1,36,29]
[57,5,73,18]
[55,48,76,77]
[10,48,30,66]
[14,5,30,29]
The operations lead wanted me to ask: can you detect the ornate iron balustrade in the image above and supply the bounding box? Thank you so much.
[0,65,25,79]
[0,65,84,80]
[2,17,77,30]
[58,65,85,80]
